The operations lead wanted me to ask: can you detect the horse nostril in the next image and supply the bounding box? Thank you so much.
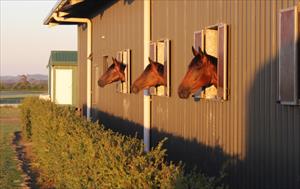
[98,80,105,87]
[131,85,139,94]
[178,87,190,99]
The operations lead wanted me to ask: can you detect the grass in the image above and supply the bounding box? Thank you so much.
[0,90,47,99]
[0,107,23,188]
[0,107,20,118]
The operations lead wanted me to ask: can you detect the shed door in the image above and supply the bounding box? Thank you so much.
[55,69,73,105]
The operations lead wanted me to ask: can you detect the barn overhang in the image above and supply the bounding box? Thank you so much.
[44,0,112,25]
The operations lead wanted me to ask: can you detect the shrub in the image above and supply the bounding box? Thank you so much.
[20,97,227,189]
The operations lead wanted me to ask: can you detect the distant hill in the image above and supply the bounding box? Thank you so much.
[0,74,48,84]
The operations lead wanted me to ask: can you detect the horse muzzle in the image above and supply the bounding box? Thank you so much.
[98,79,106,87]
[178,86,191,99]
[131,85,140,94]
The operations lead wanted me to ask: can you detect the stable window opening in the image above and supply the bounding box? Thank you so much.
[116,49,131,93]
[148,39,171,97]
[193,23,228,101]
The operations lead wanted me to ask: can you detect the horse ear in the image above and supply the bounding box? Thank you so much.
[112,57,118,66]
[148,57,155,65]
[198,47,205,57]
[192,46,199,56]
[148,57,158,71]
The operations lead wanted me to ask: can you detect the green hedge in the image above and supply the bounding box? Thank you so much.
[20,97,226,189]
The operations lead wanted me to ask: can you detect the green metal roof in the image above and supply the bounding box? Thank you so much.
[48,51,77,66]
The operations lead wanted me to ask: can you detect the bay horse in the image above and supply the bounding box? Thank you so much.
[178,46,218,99]
[131,57,166,94]
[98,57,126,87]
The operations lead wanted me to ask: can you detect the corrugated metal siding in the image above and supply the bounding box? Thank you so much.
[150,0,300,189]
[89,0,144,137]
[76,0,300,188]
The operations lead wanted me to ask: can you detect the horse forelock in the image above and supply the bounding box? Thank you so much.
[106,63,115,72]
[189,54,217,69]
[143,62,164,76]
[189,55,201,68]
[107,62,126,72]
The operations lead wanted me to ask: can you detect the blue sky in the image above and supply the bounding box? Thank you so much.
[0,0,77,76]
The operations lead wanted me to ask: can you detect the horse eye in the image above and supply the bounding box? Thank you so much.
[196,66,202,70]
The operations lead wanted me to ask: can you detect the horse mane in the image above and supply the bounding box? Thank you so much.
[156,62,164,76]
[206,54,218,66]
[120,63,126,71]
[189,56,200,68]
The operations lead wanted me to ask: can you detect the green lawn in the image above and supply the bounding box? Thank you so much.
[0,107,23,189]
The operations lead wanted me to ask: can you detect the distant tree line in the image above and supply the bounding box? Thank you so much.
[0,75,48,91]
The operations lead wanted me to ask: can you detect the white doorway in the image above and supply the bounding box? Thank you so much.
[55,69,73,105]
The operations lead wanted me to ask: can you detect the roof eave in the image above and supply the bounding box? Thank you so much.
[44,0,85,25]
[44,0,68,25]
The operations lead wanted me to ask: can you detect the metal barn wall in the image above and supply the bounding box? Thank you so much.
[76,0,300,188]
[90,0,144,137]
[150,0,300,189]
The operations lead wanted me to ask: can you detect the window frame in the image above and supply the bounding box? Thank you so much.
[278,6,299,105]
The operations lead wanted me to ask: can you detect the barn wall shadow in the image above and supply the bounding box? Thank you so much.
[244,42,300,189]
[92,109,143,139]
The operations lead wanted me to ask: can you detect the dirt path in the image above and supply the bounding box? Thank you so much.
[0,107,39,189]
[12,131,39,189]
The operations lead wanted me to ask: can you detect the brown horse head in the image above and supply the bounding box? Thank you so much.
[178,46,218,99]
[98,57,126,87]
[131,57,165,94]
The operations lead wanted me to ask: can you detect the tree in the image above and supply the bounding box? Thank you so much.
[19,75,30,84]
[13,75,31,89]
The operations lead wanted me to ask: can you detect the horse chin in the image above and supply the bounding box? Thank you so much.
[131,81,150,94]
